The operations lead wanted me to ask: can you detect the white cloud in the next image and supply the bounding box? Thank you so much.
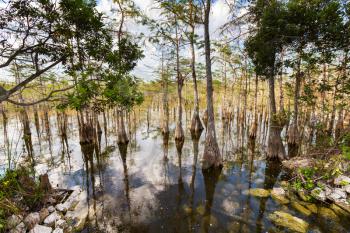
[95,0,232,81]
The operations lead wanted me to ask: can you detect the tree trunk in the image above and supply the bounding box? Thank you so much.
[174,15,184,143]
[161,52,169,136]
[249,74,258,140]
[202,0,222,169]
[328,78,338,137]
[117,109,129,144]
[288,54,302,154]
[267,72,286,160]
[189,21,203,137]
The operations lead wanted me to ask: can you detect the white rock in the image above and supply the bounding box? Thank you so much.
[55,219,66,229]
[43,212,61,227]
[55,203,67,212]
[48,206,55,213]
[52,228,63,233]
[325,186,332,196]
[311,187,326,202]
[56,190,80,213]
[344,185,350,194]
[46,197,56,205]
[24,212,40,229]
[222,199,239,213]
[328,188,347,201]
[334,175,350,186]
[6,215,22,229]
[29,224,52,233]
[334,188,347,199]
[39,208,49,222]
[9,222,26,233]
[272,187,286,196]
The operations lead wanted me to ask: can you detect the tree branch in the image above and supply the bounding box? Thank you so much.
[0,58,64,103]
[5,85,73,106]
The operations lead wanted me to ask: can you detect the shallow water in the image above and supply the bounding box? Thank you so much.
[1,111,350,233]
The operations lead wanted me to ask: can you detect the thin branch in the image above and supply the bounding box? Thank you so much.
[0,58,64,102]
[6,85,73,106]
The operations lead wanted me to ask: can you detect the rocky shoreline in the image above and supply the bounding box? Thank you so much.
[238,157,350,233]
[6,186,89,233]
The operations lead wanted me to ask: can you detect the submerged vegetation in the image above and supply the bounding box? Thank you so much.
[0,0,350,232]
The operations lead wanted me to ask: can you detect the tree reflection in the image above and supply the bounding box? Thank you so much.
[255,160,281,233]
[201,166,222,233]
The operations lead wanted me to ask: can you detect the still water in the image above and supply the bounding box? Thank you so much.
[0,110,350,233]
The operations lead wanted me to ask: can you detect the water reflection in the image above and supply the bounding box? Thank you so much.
[255,160,281,233]
[201,166,222,233]
[1,110,350,233]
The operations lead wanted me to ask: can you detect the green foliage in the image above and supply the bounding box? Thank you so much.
[0,168,47,231]
[340,133,350,160]
[0,168,45,213]
[300,83,316,106]
[245,0,288,77]
[297,167,317,190]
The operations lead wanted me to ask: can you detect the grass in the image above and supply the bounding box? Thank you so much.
[0,168,46,232]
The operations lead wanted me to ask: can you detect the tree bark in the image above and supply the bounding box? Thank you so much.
[202,0,222,169]
[267,70,286,160]
[189,1,203,137]
[249,74,258,140]
[288,54,302,151]
[161,52,169,136]
[174,15,184,144]
[117,109,129,144]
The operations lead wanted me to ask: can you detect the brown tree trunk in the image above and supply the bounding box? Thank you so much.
[202,0,222,169]
[117,109,129,144]
[174,15,184,144]
[161,53,169,136]
[189,9,203,137]
[328,78,338,137]
[249,74,258,140]
[267,72,286,160]
[288,54,302,153]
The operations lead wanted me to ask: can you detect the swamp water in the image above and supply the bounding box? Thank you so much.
[1,111,350,233]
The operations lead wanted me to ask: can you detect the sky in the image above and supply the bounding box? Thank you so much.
[96,0,234,81]
[0,0,237,83]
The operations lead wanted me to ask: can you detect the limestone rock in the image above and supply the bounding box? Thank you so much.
[29,224,52,233]
[271,187,285,196]
[268,211,309,233]
[330,203,349,217]
[24,212,40,230]
[291,201,312,216]
[328,188,347,201]
[55,219,67,229]
[9,222,26,233]
[6,215,22,229]
[48,206,55,213]
[39,208,49,222]
[52,228,63,233]
[243,188,270,198]
[282,158,315,170]
[46,197,56,205]
[55,191,79,213]
[297,189,312,202]
[318,207,340,222]
[304,203,317,214]
[222,199,239,213]
[311,187,326,202]
[334,175,350,186]
[271,187,289,204]
[44,212,61,227]
[333,201,350,216]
